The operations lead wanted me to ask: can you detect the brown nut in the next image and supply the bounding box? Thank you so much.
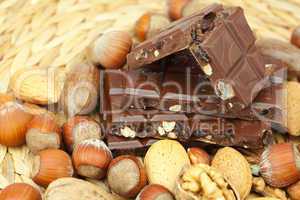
[175,164,240,200]
[89,31,132,69]
[44,178,124,200]
[260,143,300,188]
[0,183,42,200]
[0,101,33,147]
[212,147,252,199]
[287,82,300,136]
[60,63,99,117]
[107,155,147,198]
[187,147,210,165]
[287,180,300,200]
[136,184,174,200]
[31,149,74,187]
[135,12,170,41]
[63,116,102,152]
[291,26,300,48]
[26,114,61,153]
[72,139,112,179]
[168,0,190,20]
[144,140,190,193]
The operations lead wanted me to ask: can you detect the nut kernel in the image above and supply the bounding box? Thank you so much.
[162,121,176,132]
[169,105,182,112]
[120,127,136,138]
[215,80,235,100]
[202,64,213,76]
[157,126,166,136]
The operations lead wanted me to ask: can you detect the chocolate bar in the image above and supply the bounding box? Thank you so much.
[106,134,157,151]
[103,54,286,124]
[109,110,191,141]
[107,110,272,149]
[127,4,267,108]
[190,115,273,149]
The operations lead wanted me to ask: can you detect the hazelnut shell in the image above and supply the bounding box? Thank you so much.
[187,147,210,165]
[63,116,101,152]
[107,155,147,198]
[72,139,112,179]
[0,183,42,200]
[32,149,74,187]
[26,114,61,152]
[89,31,132,69]
[259,143,300,188]
[0,102,33,146]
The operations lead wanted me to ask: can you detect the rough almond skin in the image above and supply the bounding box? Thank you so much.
[287,82,300,136]
[10,68,65,105]
[144,140,190,193]
[212,147,252,200]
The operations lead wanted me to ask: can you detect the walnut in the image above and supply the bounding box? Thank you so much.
[175,164,240,200]
[252,177,287,200]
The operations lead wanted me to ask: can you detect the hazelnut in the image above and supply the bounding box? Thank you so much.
[291,26,300,48]
[26,114,61,153]
[72,139,112,179]
[107,155,147,198]
[89,31,132,69]
[0,101,33,147]
[168,0,191,20]
[0,183,42,200]
[32,149,74,187]
[60,63,99,117]
[136,184,174,200]
[63,116,102,152]
[135,12,170,41]
[287,180,300,200]
[187,147,210,165]
[259,143,300,188]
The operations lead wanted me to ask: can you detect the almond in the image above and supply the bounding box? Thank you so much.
[10,68,66,105]
[144,140,190,193]
[212,147,252,200]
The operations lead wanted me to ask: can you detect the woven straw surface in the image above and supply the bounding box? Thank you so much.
[0,0,299,199]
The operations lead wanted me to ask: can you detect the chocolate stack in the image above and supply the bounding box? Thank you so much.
[100,4,286,151]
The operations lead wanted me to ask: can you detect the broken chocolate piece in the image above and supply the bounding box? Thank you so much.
[106,134,157,151]
[127,4,266,107]
[102,54,286,124]
[107,110,272,149]
[109,110,191,141]
[190,115,273,149]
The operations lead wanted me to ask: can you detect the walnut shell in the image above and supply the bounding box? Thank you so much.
[44,177,125,200]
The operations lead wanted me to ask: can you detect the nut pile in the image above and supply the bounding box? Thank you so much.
[0,0,300,200]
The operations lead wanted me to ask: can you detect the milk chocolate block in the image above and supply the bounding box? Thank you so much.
[106,134,157,151]
[127,4,267,108]
[190,115,273,149]
[103,55,286,124]
[109,110,191,141]
[107,110,272,149]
